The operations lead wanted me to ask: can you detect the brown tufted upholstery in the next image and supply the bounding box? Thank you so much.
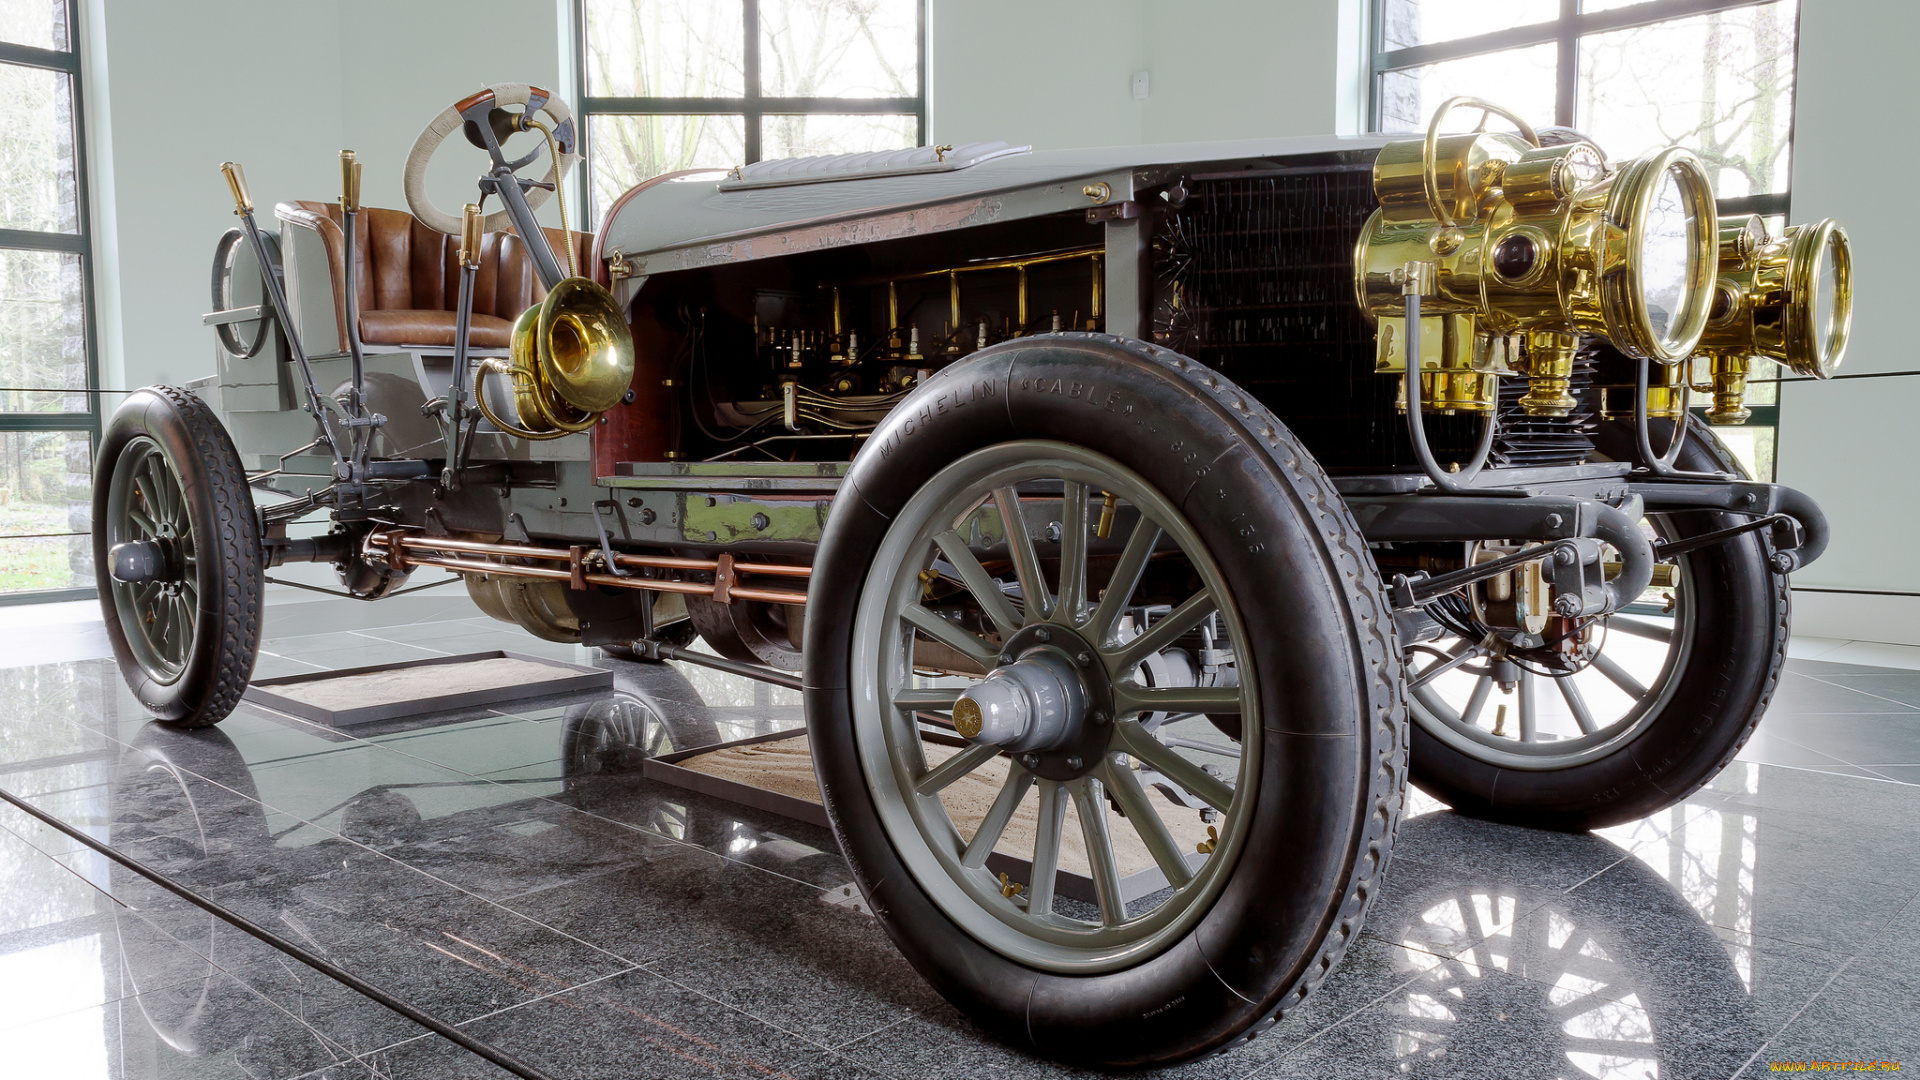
[275,201,591,350]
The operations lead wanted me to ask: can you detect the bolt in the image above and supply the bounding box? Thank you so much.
[1022,754,1039,769]
[1043,521,1062,542]
[1554,546,1576,565]
[1554,596,1582,617]
[627,497,643,508]
[1066,756,1082,770]
[1091,710,1109,725]
[1000,652,1015,664]
[1077,651,1092,666]
[750,513,770,530]
[1544,513,1563,529]
[640,508,657,525]
[1035,628,1051,642]
[1742,492,1760,507]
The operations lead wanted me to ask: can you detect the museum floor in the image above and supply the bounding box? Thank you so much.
[1,588,1917,1080]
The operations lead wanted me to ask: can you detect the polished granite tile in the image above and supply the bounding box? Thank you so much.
[328,966,883,1080]
[1764,671,1920,715]
[1749,969,1920,1075]
[1796,672,1920,710]
[1750,712,1920,769]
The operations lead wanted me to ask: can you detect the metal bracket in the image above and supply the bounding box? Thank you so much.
[1086,201,1142,223]
[713,553,736,605]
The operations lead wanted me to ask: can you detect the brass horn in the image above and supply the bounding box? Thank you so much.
[475,276,636,440]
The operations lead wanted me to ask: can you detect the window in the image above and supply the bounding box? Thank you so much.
[0,0,100,603]
[573,0,927,229]
[1370,0,1799,479]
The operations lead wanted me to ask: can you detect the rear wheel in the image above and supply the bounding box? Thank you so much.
[804,335,1404,1066]
[1405,418,1785,830]
[94,386,263,728]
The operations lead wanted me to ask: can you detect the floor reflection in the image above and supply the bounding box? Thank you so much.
[1,629,1916,1078]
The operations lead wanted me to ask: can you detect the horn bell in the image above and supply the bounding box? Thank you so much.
[476,276,634,440]
[537,277,635,414]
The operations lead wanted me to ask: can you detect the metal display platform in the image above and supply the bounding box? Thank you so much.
[243,650,613,727]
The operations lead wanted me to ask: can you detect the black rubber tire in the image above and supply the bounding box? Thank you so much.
[1408,417,1787,831]
[802,334,1406,1067]
[94,386,264,728]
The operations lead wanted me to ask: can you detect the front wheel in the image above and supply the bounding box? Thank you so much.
[804,336,1405,1066]
[94,386,263,727]
[1405,418,1786,830]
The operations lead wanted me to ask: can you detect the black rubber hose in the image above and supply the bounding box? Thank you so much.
[0,783,559,1080]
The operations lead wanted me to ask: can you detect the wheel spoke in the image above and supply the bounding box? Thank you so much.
[1027,780,1067,916]
[132,474,159,525]
[1055,481,1089,625]
[1590,652,1649,699]
[1069,778,1127,925]
[126,507,158,536]
[179,577,199,608]
[962,766,1033,869]
[933,531,1023,643]
[1087,516,1161,645]
[1557,675,1598,735]
[1607,616,1673,644]
[893,686,964,711]
[1113,683,1242,717]
[915,741,1001,796]
[1109,590,1217,672]
[1518,671,1538,741]
[994,486,1050,622]
[1113,720,1235,811]
[901,604,1001,667]
[1100,755,1193,888]
[174,595,194,662]
[1459,675,1494,728]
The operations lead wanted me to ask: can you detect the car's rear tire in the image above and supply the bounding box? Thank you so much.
[94,386,263,728]
[1406,418,1786,830]
[803,334,1406,1066]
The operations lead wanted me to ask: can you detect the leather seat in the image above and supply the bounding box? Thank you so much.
[275,201,590,351]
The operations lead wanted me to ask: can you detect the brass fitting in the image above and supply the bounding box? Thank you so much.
[1706,353,1752,425]
[1518,330,1578,416]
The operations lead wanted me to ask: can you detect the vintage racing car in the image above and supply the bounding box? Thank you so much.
[91,87,1848,1065]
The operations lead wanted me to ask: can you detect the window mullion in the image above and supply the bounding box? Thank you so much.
[743,0,761,164]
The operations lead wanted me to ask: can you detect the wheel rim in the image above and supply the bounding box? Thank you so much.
[106,436,198,684]
[1405,518,1696,771]
[849,440,1259,974]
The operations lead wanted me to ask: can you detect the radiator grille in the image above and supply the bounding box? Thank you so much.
[1152,166,1593,471]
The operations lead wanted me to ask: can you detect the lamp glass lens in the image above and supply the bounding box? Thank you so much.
[1638,165,1701,354]
[1814,231,1840,358]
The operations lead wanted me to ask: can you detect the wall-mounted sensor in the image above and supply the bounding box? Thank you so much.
[1132,71,1150,100]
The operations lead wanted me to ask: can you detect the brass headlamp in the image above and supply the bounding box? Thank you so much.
[1694,215,1852,424]
[1354,97,1718,416]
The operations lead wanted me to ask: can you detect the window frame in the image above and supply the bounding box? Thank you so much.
[0,0,105,606]
[1367,0,1797,471]
[570,0,929,227]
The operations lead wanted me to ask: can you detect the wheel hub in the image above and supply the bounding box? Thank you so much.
[109,538,177,585]
[956,623,1114,781]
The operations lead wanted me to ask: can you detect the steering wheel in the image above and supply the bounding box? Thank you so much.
[405,82,577,236]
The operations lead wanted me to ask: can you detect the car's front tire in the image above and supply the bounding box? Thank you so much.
[803,335,1406,1066]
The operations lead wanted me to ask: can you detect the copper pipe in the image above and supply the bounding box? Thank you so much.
[416,553,807,605]
[373,532,811,578]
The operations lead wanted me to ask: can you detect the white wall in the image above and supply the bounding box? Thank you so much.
[930,0,1356,151]
[1773,1,1920,641]
[82,0,563,393]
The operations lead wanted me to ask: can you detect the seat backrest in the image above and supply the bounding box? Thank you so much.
[274,200,591,348]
